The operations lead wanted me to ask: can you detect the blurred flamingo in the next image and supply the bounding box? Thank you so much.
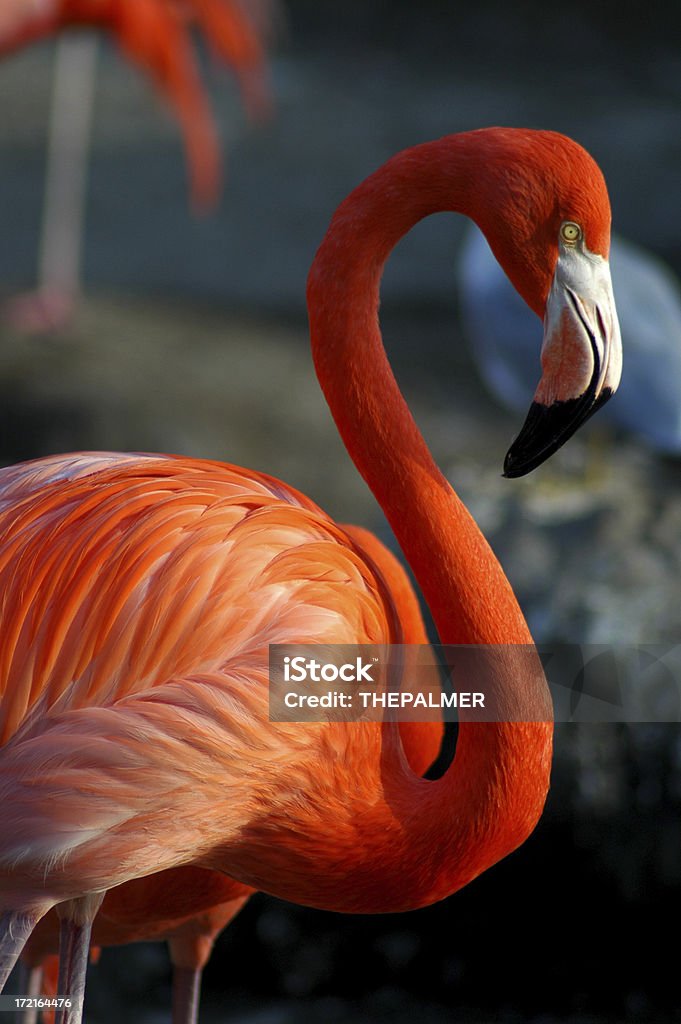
[0,127,621,1024]
[458,225,681,452]
[0,0,276,331]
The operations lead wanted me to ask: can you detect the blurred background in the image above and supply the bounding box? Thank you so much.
[1,1,681,1021]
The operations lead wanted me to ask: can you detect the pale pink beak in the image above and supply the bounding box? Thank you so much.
[504,244,622,477]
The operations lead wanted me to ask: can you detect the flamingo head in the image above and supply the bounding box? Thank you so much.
[467,128,622,477]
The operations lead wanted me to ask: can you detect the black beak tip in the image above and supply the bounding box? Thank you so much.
[502,452,533,479]
[502,438,550,478]
[502,390,615,479]
[502,400,565,479]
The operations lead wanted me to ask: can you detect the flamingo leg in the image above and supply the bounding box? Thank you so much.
[0,912,39,993]
[54,895,104,1024]
[167,895,250,1024]
[38,33,98,308]
[5,32,98,334]
[54,918,86,1024]
[172,965,202,1024]
[55,916,75,1014]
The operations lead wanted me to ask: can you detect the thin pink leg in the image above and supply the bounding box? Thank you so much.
[0,912,38,993]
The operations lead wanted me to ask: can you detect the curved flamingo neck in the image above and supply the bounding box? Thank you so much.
[308,132,533,648]
[303,131,553,909]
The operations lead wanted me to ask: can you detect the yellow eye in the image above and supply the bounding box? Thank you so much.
[560,221,582,244]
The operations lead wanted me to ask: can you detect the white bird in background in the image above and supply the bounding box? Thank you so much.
[457,225,681,454]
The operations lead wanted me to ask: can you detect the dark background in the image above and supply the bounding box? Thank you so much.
[1,2,681,1021]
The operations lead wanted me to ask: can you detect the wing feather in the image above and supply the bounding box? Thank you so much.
[0,452,397,893]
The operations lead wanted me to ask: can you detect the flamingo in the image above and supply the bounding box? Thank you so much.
[0,127,621,1024]
[0,0,275,331]
[0,0,273,207]
[458,225,681,452]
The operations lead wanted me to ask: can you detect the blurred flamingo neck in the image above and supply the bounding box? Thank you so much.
[308,133,531,646]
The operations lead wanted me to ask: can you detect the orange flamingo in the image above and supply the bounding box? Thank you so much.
[0,0,275,331]
[0,128,621,1024]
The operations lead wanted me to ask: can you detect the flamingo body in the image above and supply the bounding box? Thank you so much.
[0,452,408,907]
[0,441,547,918]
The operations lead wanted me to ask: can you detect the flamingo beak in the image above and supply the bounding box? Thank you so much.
[503,245,622,478]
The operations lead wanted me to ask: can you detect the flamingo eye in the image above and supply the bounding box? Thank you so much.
[560,221,582,245]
